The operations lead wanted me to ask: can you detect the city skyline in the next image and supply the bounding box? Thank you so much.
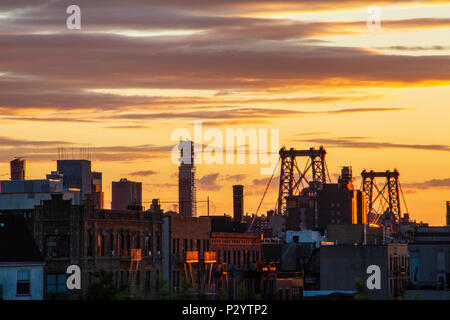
[0,1,449,225]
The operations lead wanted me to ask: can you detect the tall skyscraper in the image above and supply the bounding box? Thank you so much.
[233,185,244,222]
[57,160,92,201]
[178,140,196,217]
[10,157,27,180]
[111,178,142,210]
[447,201,450,227]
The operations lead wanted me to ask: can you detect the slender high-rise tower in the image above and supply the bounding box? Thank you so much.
[178,140,196,217]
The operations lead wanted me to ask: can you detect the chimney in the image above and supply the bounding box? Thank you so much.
[233,185,244,222]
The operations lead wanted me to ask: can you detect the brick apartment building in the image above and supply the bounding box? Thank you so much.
[33,194,164,299]
[162,215,213,297]
[211,231,263,299]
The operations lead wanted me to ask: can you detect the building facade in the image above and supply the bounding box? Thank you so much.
[33,194,164,300]
[163,215,212,297]
[409,227,450,290]
[320,243,409,299]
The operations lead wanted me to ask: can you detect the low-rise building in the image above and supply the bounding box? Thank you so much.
[33,194,164,300]
[409,227,450,290]
[320,243,409,299]
[0,215,44,300]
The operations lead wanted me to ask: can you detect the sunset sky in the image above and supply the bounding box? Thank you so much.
[0,1,449,225]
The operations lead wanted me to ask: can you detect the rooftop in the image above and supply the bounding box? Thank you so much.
[0,215,43,263]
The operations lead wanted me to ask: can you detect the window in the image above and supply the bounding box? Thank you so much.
[145,235,151,255]
[109,233,114,254]
[120,234,124,252]
[46,274,67,295]
[126,234,131,250]
[156,232,161,252]
[98,234,104,256]
[292,287,302,300]
[46,235,70,257]
[87,233,93,256]
[135,233,140,249]
[156,270,160,290]
[17,270,30,296]
[145,271,151,293]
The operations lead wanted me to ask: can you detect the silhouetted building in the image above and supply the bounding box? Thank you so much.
[111,178,142,211]
[57,160,92,201]
[285,166,366,232]
[233,185,244,222]
[178,140,196,217]
[10,158,27,180]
